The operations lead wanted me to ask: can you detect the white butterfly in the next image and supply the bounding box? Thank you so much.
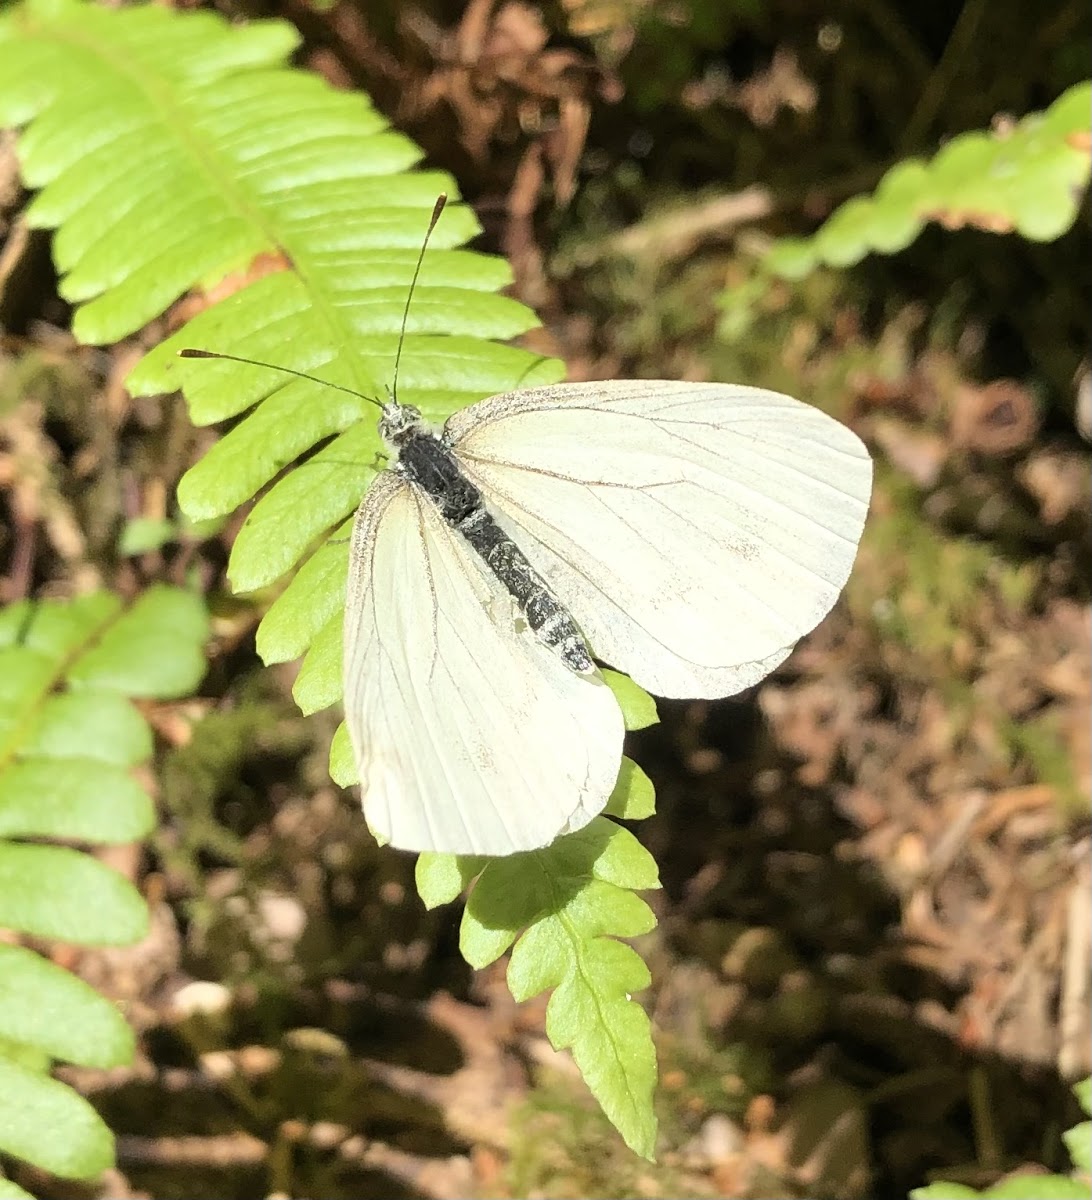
[183,200,872,859]
[342,377,871,856]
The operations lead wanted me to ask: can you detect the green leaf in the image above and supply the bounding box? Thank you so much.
[1063,1119,1091,1176]
[256,524,351,664]
[412,762,655,912]
[981,1178,1091,1198]
[223,426,377,593]
[67,585,208,697]
[0,1036,49,1074]
[0,944,133,1068]
[1074,1077,1091,1117]
[0,1057,113,1180]
[0,661,54,746]
[292,612,342,715]
[328,721,355,787]
[602,670,659,731]
[21,691,152,763]
[515,926,657,1157]
[605,758,656,820]
[415,853,487,909]
[0,590,207,865]
[117,515,177,556]
[0,588,208,1176]
[17,592,119,662]
[0,2,301,341]
[461,819,660,1157]
[0,586,207,1181]
[762,82,1091,281]
[0,844,147,944]
[913,1178,1090,1200]
[0,759,153,842]
[0,590,207,767]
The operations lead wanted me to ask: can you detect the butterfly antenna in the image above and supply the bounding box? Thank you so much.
[178,195,449,409]
[176,348,384,408]
[390,192,447,408]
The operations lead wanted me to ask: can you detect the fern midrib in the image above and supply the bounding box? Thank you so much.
[37,14,387,402]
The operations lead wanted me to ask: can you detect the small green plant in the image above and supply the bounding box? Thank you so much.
[0,587,208,1192]
[720,82,1091,336]
[911,1077,1091,1199]
[0,0,661,1155]
[771,82,1091,274]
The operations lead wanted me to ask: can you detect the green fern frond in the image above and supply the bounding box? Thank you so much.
[766,81,1091,279]
[418,817,661,1160]
[0,586,208,1183]
[0,0,563,735]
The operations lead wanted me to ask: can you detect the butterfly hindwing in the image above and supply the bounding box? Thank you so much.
[343,470,625,855]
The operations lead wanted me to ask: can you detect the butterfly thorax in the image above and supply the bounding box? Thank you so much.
[389,417,593,675]
[391,421,480,525]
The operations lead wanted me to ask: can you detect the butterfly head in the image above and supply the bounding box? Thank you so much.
[378,399,424,447]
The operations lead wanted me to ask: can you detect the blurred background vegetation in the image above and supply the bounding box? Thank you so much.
[0,0,1088,1197]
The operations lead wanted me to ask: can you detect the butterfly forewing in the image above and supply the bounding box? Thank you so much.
[344,470,625,855]
[445,380,872,699]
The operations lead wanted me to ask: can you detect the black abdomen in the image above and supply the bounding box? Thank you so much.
[397,430,593,673]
